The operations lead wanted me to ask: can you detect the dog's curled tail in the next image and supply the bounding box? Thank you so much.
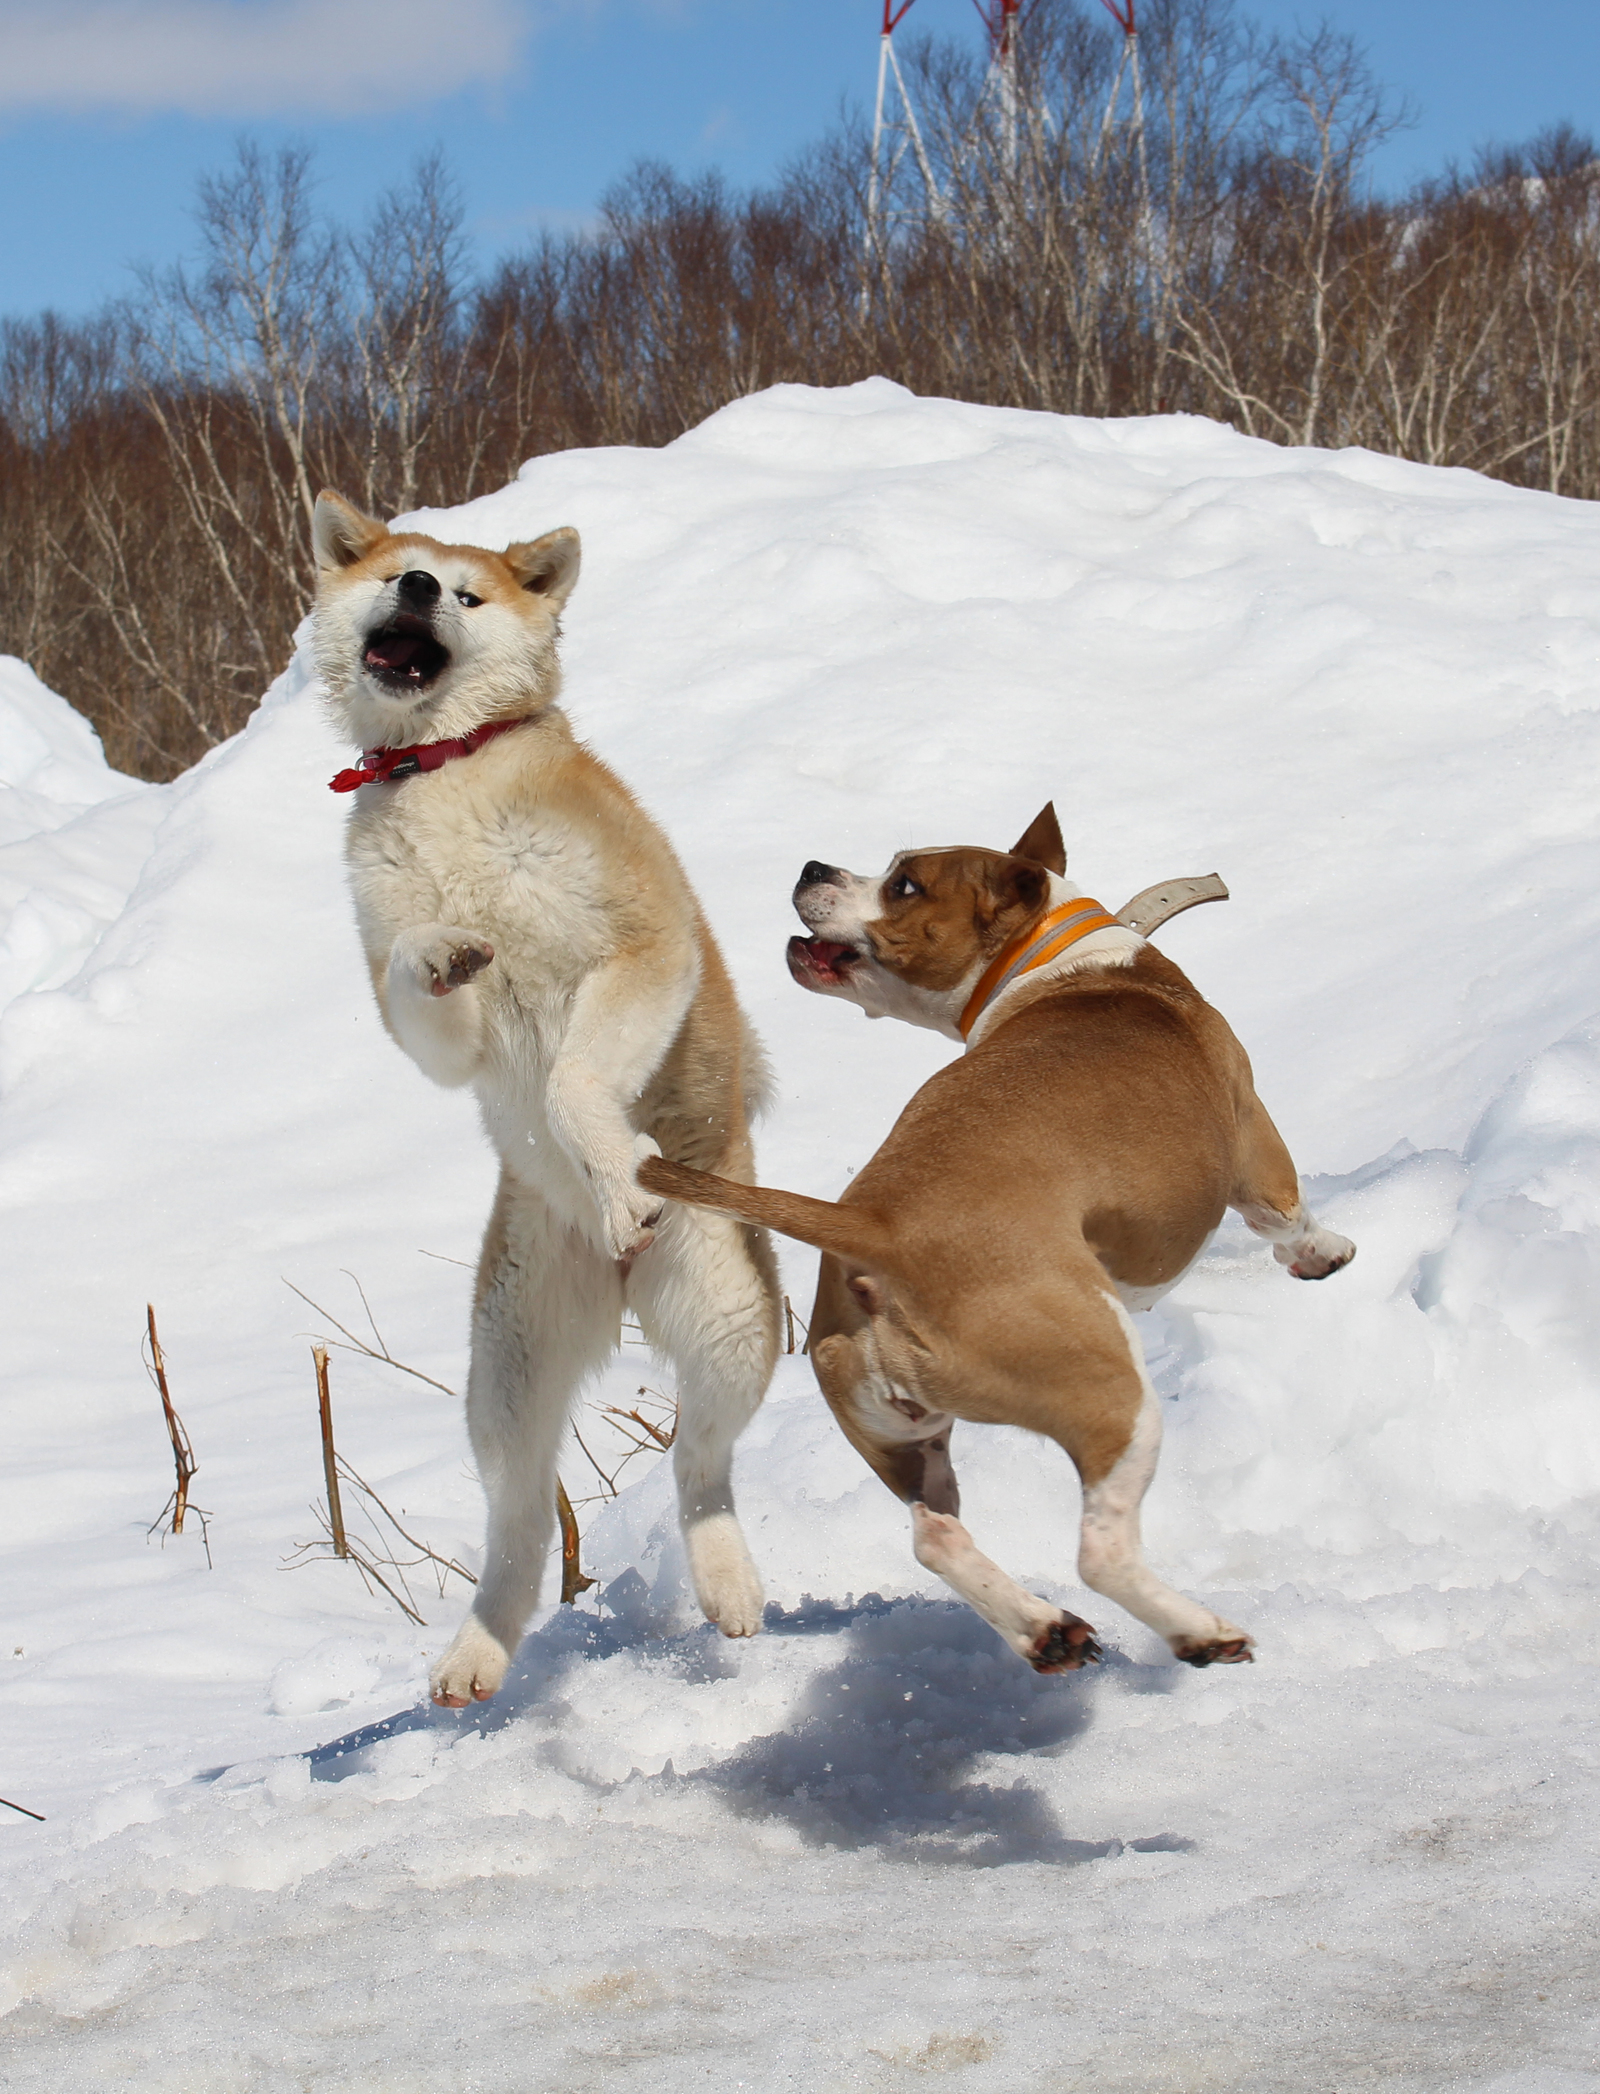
[640,1156,891,1270]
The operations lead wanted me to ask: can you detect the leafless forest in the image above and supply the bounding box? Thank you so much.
[4,0,1597,778]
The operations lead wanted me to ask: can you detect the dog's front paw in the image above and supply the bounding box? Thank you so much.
[397,925,495,999]
[430,1618,513,1707]
[604,1178,664,1269]
[610,1136,666,1273]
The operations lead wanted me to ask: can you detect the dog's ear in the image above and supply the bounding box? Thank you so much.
[1009,802,1066,874]
[313,491,388,573]
[981,855,1049,925]
[503,527,581,612]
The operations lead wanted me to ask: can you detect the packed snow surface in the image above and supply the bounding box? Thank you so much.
[1,383,1598,2090]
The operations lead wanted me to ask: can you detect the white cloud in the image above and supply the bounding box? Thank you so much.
[0,0,545,117]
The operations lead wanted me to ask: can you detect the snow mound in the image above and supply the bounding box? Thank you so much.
[0,655,132,826]
[0,656,158,1011]
[3,383,1599,2087]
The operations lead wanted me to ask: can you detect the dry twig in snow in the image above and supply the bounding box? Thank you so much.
[286,1344,477,1626]
[143,1305,212,1565]
[288,1270,637,1607]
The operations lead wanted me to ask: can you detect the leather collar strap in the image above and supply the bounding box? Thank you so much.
[958,897,1124,1041]
[329,716,530,793]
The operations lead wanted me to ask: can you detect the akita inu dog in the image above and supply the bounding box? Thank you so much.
[312,492,780,1708]
[640,807,1354,1673]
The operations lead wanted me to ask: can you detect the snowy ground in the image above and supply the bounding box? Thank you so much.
[1,382,1597,2089]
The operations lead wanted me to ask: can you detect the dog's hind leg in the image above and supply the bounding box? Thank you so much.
[1232,1097,1355,1281]
[1073,1292,1254,1667]
[628,1202,780,1638]
[824,1397,1102,1675]
[808,1265,1099,1674]
[431,1176,621,1708]
[909,1502,1104,1673]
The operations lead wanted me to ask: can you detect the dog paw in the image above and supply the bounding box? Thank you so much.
[603,1182,664,1266]
[684,1514,765,1639]
[613,1136,667,1272]
[429,1619,513,1707]
[397,925,495,999]
[1170,1630,1255,1668]
[1028,1612,1102,1673]
[703,1572,765,1639]
[1278,1233,1356,1281]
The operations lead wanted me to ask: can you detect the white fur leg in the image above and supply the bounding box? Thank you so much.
[629,1201,779,1638]
[386,924,492,1088]
[542,958,692,1261]
[434,1187,621,1706]
[910,1503,1100,1671]
[1238,1199,1355,1281]
[1078,1297,1254,1666]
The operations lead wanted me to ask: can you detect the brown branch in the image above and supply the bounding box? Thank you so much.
[0,1795,45,1822]
[287,1268,654,1613]
[783,1294,811,1356]
[142,1304,210,1561]
[334,1456,477,1592]
[571,1420,620,1498]
[288,1504,426,1624]
[313,1346,348,1559]
[599,1403,675,1451]
[146,1304,192,1532]
[284,1459,476,1627]
[556,1480,596,1604]
[284,1276,458,1398]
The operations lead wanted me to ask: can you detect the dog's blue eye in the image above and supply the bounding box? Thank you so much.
[455,591,482,608]
[890,875,919,899]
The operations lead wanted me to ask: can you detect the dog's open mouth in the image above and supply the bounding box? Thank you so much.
[363,615,450,693]
[788,935,861,987]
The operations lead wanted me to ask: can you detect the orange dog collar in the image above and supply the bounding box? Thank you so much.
[958,898,1124,1041]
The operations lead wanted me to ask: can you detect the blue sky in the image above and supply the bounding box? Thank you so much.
[4,0,1598,323]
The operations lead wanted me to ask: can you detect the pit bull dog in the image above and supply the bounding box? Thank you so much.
[639,804,1353,1671]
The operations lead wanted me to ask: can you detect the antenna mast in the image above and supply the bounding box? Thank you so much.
[971,0,1030,170]
[867,0,943,251]
[1096,2,1144,153]
[1094,0,1151,235]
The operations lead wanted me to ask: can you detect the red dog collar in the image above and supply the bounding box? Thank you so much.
[329,717,530,793]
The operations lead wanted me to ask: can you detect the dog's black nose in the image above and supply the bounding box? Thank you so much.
[397,569,441,605]
[799,861,837,887]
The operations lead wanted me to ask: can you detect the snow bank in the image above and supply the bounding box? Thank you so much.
[2,384,1598,2087]
[0,657,159,1012]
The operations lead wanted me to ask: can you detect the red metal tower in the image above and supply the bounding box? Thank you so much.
[867,0,942,246]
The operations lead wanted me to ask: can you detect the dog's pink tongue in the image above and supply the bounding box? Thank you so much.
[798,938,857,982]
[366,633,422,672]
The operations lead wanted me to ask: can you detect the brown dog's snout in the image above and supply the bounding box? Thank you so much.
[798,861,843,889]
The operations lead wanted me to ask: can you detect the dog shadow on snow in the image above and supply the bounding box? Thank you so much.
[303,1582,1189,1870]
[696,1594,1190,1868]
